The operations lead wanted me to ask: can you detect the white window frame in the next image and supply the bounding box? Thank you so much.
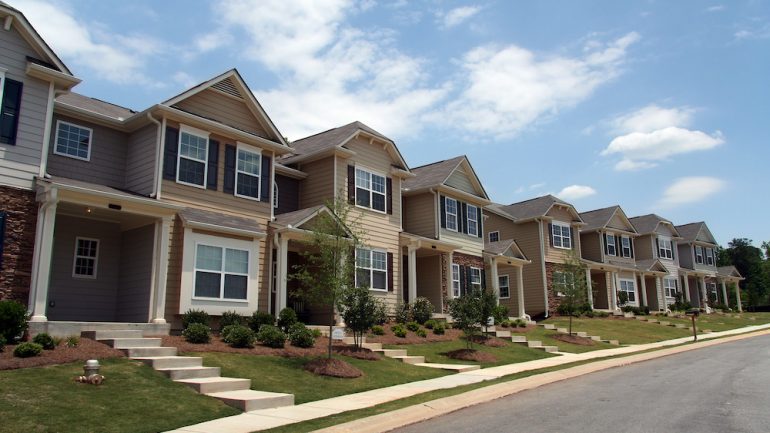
[0,68,5,110]
[488,231,500,243]
[552,221,572,249]
[658,237,673,260]
[664,278,678,299]
[467,204,479,236]
[619,279,637,305]
[451,263,461,297]
[193,242,251,301]
[621,236,632,258]
[235,143,262,201]
[469,267,482,291]
[606,233,617,256]
[695,245,704,264]
[445,197,458,231]
[54,120,93,162]
[706,248,714,266]
[72,237,99,279]
[552,271,574,297]
[176,125,209,189]
[356,247,388,292]
[708,282,718,300]
[355,167,386,213]
[498,275,510,299]
[273,183,279,209]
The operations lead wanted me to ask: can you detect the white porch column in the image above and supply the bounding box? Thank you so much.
[683,274,691,302]
[699,276,707,307]
[605,272,613,310]
[276,235,289,312]
[151,216,172,323]
[656,276,664,311]
[489,257,500,305]
[28,194,58,322]
[407,246,417,303]
[735,280,743,312]
[585,269,593,309]
[612,271,621,310]
[446,251,455,301]
[639,273,648,307]
[721,280,728,308]
[516,265,526,318]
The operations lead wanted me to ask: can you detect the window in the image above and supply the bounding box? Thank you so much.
[664,278,678,298]
[606,234,616,256]
[695,246,704,264]
[273,183,278,209]
[619,279,636,304]
[194,244,249,300]
[488,231,500,243]
[621,236,632,258]
[709,282,718,297]
[236,146,261,200]
[706,248,714,266]
[467,205,479,236]
[355,168,386,212]
[658,237,673,259]
[451,264,461,297]
[73,237,99,279]
[445,197,458,231]
[552,222,572,249]
[469,267,482,291]
[1,73,23,145]
[356,248,387,291]
[499,275,510,299]
[54,121,92,161]
[177,128,209,187]
[552,271,574,297]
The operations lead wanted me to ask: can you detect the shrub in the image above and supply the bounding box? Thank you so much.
[227,325,256,348]
[372,300,388,325]
[311,328,322,339]
[220,324,238,343]
[411,297,434,324]
[248,311,275,333]
[0,300,28,343]
[277,308,298,333]
[32,333,56,350]
[500,319,511,328]
[181,309,209,329]
[288,323,315,348]
[416,328,427,338]
[517,319,527,328]
[596,311,610,318]
[256,325,286,348]
[0,335,5,352]
[493,305,509,324]
[392,324,407,338]
[13,342,42,358]
[66,336,79,348]
[371,325,385,336]
[220,311,244,328]
[394,301,411,324]
[339,285,380,348]
[432,323,445,335]
[182,323,211,344]
[711,302,729,312]
[424,319,437,330]
[406,321,420,332]
[584,310,596,318]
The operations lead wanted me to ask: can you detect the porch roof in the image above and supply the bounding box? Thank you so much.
[400,232,459,252]
[583,258,665,274]
[717,265,744,280]
[179,207,265,238]
[484,239,530,264]
[271,205,353,240]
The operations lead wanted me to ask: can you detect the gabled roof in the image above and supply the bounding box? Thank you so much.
[492,195,583,223]
[629,214,681,237]
[271,205,353,238]
[0,2,72,75]
[56,92,136,121]
[717,266,744,279]
[579,205,636,233]
[635,258,669,273]
[403,155,489,200]
[675,222,717,245]
[179,207,264,237]
[484,239,529,262]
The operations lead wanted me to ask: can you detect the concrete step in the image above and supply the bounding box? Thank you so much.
[623,312,635,318]
[157,366,221,380]
[556,328,568,334]
[361,342,382,351]
[540,324,556,330]
[601,340,620,346]
[574,331,589,338]
[511,336,527,343]
[590,335,602,341]
[658,321,670,326]
[176,377,251,394]
[635,316,647,321]
[134,356,203,369]
[487,330,511,338]
[374,349,408,357]
[99,337,162,348]
[206,390,294,412]
[392,355,425,364]
[122,346,178,357]
[539,346,559,353]
[527,341,542,348]
[342,336,364,345]
[82,330,144,340]
[415,363,480,372]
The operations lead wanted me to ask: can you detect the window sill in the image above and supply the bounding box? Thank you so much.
[192,296,249,303]
[53,150,91,162]
[176,179,207,190]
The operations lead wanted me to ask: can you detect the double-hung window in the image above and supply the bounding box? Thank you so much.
[469,267,482,291]
[355,168,386,212]
[488,231,499,243]
[236,146,261,200]
[498,275,510,299]
[273,183,279,209]
[621,236,632,258]
[356,248,387,291]
[552,222,571,249]
[177,127,209,187]
[664,278,678,298]
[451,264,461,297]
[619,279,636,304]
[552,271,574,297]
[706,248,714,266]
[445,197,458,231]
[695,245,704,264]
[73,237,99,279]
[606,234,617,256]
[658,237,673,259]
[467,205,479,236]
[54,121,92,161]
[194,244,249,300]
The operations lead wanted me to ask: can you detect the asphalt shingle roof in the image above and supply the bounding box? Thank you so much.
[674,222,704,242]
[402,156,466,191]
[56,92,136,120]
[272,205,325,228]
[180,207,264,234]
[493,195,570,221]
[629,214,668,234]
[284,121,391,163]
[579,206,619,231]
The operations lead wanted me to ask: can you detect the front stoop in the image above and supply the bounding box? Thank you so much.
[176,377,251,394]
[392,355,425,364]
[374,349,408,357]
[206,390,294,412]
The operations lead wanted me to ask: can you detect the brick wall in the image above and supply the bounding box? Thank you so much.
[545,262,563,316]
[453,252,483,268]
[0,186,38,306]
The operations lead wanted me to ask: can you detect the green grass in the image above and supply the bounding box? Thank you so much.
[383,338,553,367]
[522,327,615,353]
[188,352,450,404]
[542,317,692,344]
[0,358,238,433]
[682,312,770,332]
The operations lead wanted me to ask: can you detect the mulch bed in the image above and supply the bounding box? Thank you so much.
[163,335,347,358]
[444,349,497,363]
[303,357,363,378]
[364,323,463,345]
[0,338,124,370]
[508,324,537,333]
[552,334,595,346]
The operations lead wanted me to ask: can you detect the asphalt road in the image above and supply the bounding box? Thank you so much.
[394,334,770,433]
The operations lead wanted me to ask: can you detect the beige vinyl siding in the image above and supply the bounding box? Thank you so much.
[654,224,676,237]
[484,212,519,242]
[445,167,477,195]
[441,228,483,256]
[496,268,520,317]
[547,206,574,222]
[634,234,655,260]
[298,156,335,208]
[48,114,128,188]
[164,216,184,325]
[513,221,546,315]
[403,192,436,238]
[581,232,602,262]
[543,220,581,264]
[416,255,442,311]
[125,123,158,195]
[116,224,155,322]
[0,23,51,189]
[172,88,269,139]
[607,213,631,231]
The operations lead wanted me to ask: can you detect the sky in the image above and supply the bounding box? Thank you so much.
[12,0,770,247]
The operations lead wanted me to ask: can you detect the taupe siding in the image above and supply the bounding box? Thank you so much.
[164,216,184,326]
[513,221,546,315]
[116,224,154,322]
[496,268,519,317]
[581,232,602,262]
[608,213,631,231]
[678,244,694,269]
[403,193,435,238]
[445,167,476,195]
[634,234,655,260]
[416,255,442,311]
[298,157,335,208]
[0,23,51,189]
[172,88,269,139]
[275,174,300,214]
[125,123,158,195]
[543,219,581,264]
[48,114,128,188]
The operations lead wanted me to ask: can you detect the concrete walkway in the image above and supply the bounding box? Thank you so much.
[166,323,770,433]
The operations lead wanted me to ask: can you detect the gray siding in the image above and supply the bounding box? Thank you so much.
[125,123,158,195]
[678,244,694,269]
[116,224,154,322]
[275,174,300,214]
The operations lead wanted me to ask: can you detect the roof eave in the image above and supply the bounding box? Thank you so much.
[26,62,81,89]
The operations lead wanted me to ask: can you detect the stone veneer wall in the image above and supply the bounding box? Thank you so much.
[545,262,564,317]
[0,186,38,305]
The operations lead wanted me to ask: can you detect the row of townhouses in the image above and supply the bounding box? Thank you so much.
[0,4,743,335]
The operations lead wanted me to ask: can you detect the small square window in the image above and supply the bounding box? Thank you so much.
[73,237,99,278]
[55,121,93,161]
[488,231,500,243]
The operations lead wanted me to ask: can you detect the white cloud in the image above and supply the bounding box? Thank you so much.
[705,5,725,12]
[514,182,546,194]
[657,177,725,208]
[614,159,658,171]
[603,126,724,171]
[610,104,694,134]
[556,185,597,201]
[435,32,640,139]
[172,71,197,88]
[438,6,481,29]
[734,22,770,40]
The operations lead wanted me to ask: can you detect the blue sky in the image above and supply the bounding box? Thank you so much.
[14,0,770,247]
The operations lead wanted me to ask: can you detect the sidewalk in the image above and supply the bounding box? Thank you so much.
[166,323,770,433]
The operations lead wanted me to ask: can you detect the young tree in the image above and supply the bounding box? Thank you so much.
[338,285,381,349]
[556,250,592,335]
[478,289,498,336]
[447,289,484,349]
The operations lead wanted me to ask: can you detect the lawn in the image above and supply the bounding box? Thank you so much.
[682,312,770,332]
[522,327,615,353]
[542,317,692,344]
[383,338,553,367]
[0,358,238,433]
[189,352,450,404]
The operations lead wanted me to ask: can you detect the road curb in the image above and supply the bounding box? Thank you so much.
[312,329,770,433]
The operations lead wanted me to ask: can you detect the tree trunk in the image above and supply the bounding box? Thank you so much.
[569,314,573,335]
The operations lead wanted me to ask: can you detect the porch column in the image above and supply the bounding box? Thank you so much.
[605,272,613,310]
[639,273,648,307]
[585,269,593,309]
[613,271,621,310]
[407,246,417,303]
[699,276,707,307]
[151,216,172,324]
[489,257,500,305]
[656,276,664,311]
[682,274,691,302]
[721,280,728,308]
[28,193,58,322]
[735,280,743,312]
[276,235,289,313]
[516,265,525,318]
[446,252,454,300]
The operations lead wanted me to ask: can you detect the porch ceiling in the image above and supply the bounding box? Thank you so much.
[57,202,157,231]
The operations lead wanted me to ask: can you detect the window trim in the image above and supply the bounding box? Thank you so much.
[467,204,479,236]
[552,271,574,297]
[706,248,715,266]
[451,263,461,297]
[355,247,388,292]
[72,237,99,279]
[445,197,458,232]
[469,266,482,291]
[354,166,387,214]
[621,235,632,258]
[552,221,572,250]
[54,120,93,162]
[192,241,251,301]
[273,183,278,209]
[695,245,704,264]
[176,125,210,189]
[0,68,5,110]
[619,278,637,305]
[498,275,510,299]
[664,278,678,299]
[488,231,500,243]
[234,143,262,201]
[658,236,673,260]
[606,233,617,256]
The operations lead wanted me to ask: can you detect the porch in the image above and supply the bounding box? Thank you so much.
[400,233,458,314]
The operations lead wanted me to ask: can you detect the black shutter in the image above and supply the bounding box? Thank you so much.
[260,155,271,202]
[386,177,393,215]
[387,252,394,291]
[402,254,409,302]
[347,165,355,204]
[655,238,660,258]
[478,208,483,238]
[671,242,676,260]
[604,233,609,255]
[162,126,179,180]
[0,212,6,268]
[548,223,554,247]
[481,269,487,290]
[460,202,467,234]
[459,265,466,295]
[0,79,23,145]
[223,144,236,194]
[570,227,575,250]
[465,266,472,294]
[630,238,635,258]
[440,195,446,229]
[206,139,219,190]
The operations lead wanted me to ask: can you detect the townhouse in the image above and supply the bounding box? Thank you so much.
[628,214,684,310]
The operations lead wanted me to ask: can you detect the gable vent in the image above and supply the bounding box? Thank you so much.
[211,78,243,99]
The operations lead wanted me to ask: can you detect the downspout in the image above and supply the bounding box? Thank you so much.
[146,112,163,199]
[39,85,68,179]
[537,218,549,317]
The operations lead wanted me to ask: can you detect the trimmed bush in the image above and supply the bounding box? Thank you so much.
[182,323,211,344]
[416,328,427,338]
[392,324,407,338]
[311,328,322,339]
[249,311,275,333]
[288,323,315,348]
[227,325,256,348]
[0,300,28,343]
[32,333,56,350]
[181,309,210,329]
[372,300,388,325]
[405,321,420,332]
[432,323,445,335]
[371,325,385,336]
[277,308,298,333]
[411,297,434,324]
[493,305,509,324]
[220,324,237,343]
[394,302,411,324]
[500,319,511,328]
[423,319,437,330]
[517,319,527,328]
[220,311,244,328]
[256,325,286,348]
[13,342,42,358]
